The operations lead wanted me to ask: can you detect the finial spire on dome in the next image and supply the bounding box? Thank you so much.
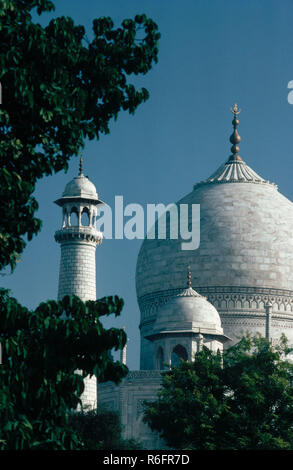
[228,103,242,162]
[79,154,84,176]
[187,266,192,288]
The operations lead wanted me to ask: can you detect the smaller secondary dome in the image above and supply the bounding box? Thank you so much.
[153,286,223,335]
[62,175,98,200]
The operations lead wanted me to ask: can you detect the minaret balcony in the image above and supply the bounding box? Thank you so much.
[54,226,103,244]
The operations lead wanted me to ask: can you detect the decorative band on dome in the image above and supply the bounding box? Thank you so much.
[193,159,277,189]
[176,286,202,298]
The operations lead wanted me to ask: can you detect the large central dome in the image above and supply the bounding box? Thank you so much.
[137,163,293,295]
[136,106,293,369]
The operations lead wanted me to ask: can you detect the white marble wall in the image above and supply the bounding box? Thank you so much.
[98,371,166,449]
[57,240,97,301]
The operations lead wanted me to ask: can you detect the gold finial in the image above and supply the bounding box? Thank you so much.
[230,103,241,116]
[228,103,242,162]
[79,154,84,176]
[187,266,192,288]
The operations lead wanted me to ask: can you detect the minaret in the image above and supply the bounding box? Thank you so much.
[54,157,104,408]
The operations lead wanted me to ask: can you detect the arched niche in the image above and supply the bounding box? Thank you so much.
[70,207,79,226]
[81,207,90,226]
[171,344,188,366]
[62,208,68,228]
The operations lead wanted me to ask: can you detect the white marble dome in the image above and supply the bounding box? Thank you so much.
[137,159,293,295]
[62,175,98,200]
[136,154,293,368]
[153,286,223,335]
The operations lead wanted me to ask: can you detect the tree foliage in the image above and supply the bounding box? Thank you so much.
[0,0,160,270]
[144,335,293,450]
[0,0,160,450]
[69,408,142,450]
[0,289,128,449]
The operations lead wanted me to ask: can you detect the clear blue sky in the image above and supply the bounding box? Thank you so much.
[2,0,293,370]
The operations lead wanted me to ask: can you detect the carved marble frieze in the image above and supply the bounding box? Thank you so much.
[138,286,293,326]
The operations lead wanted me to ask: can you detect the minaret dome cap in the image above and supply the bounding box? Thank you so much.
[54,158,105,207]
[62,175,98,199]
